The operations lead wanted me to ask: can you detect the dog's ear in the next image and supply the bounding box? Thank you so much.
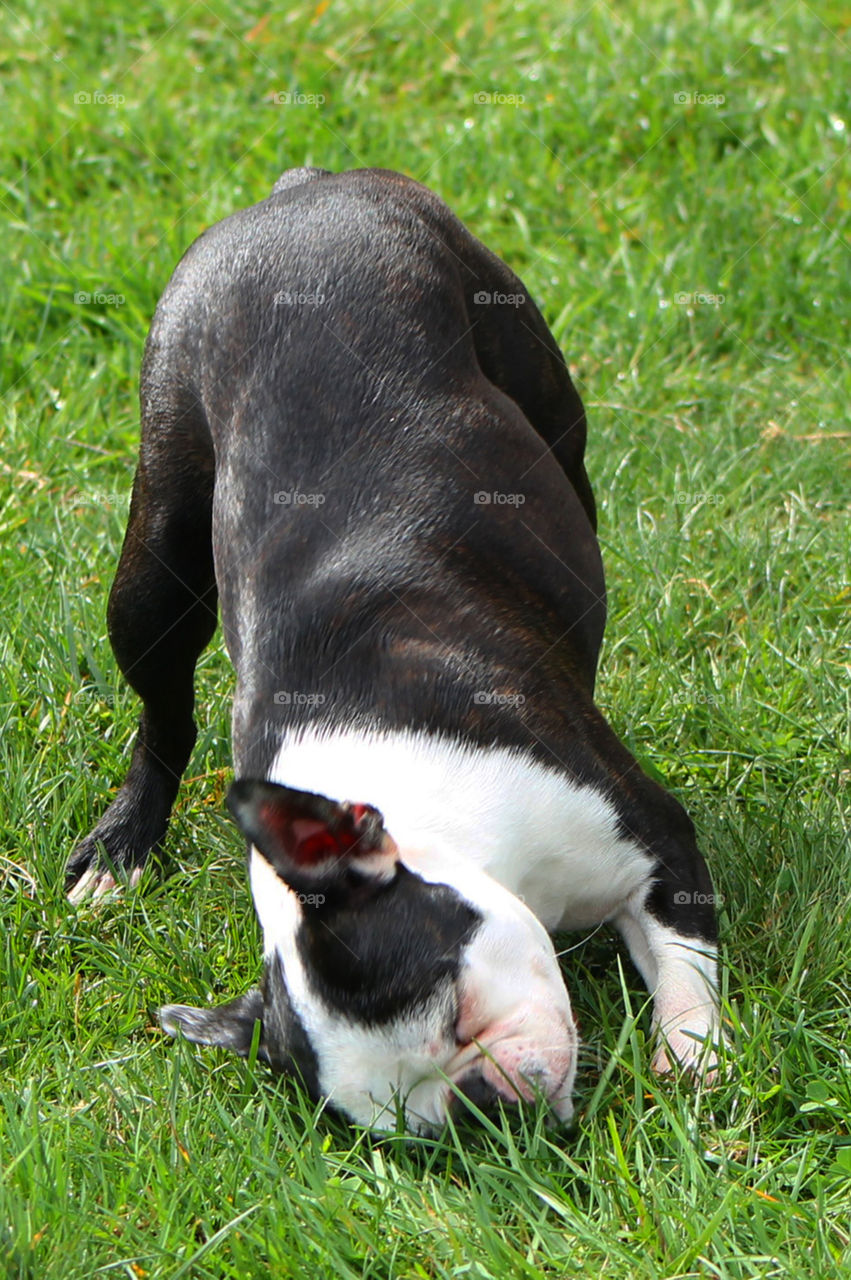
[159,988,264,1056]
[159,961,320,1093]
[227,779,399,896]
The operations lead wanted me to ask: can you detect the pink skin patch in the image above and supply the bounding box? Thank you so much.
[452,994,576,1110]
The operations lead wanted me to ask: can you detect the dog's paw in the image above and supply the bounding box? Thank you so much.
[66,813,161,903]
[67,861,144,904]
[66,784,171,904]
[651,1019,727,1084]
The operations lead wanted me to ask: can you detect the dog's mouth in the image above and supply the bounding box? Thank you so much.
[441,1029,576,1120]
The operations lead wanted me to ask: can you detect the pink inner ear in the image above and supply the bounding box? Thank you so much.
[258,800,384,866]
[290,818,331,847]
[292,825,354,863]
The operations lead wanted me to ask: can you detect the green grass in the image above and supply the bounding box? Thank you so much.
[2,0,850,1275]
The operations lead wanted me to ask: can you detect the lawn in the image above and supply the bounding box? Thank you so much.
[1,0,849,1276]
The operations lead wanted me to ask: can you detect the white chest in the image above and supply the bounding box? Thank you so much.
[262,726,654,933]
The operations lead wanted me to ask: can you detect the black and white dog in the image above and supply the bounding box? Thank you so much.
[68,167,722,1133]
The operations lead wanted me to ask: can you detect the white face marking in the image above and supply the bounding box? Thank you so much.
[250,841,576,1131]
[245,726,656,1130]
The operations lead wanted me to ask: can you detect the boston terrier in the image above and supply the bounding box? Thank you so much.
[67,167,723,1133]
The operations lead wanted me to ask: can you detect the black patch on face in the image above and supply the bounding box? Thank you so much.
[296,864,482,1026]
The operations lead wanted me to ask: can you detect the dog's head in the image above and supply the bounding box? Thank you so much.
[160,779,577,1133]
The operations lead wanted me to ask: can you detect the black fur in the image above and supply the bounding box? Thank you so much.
[294,865,480,1026]
[71,166,720,1066]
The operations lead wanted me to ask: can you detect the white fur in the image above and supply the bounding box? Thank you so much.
[616,890,722,1075]
[263,725,655,931]
[244,725,680,1130]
